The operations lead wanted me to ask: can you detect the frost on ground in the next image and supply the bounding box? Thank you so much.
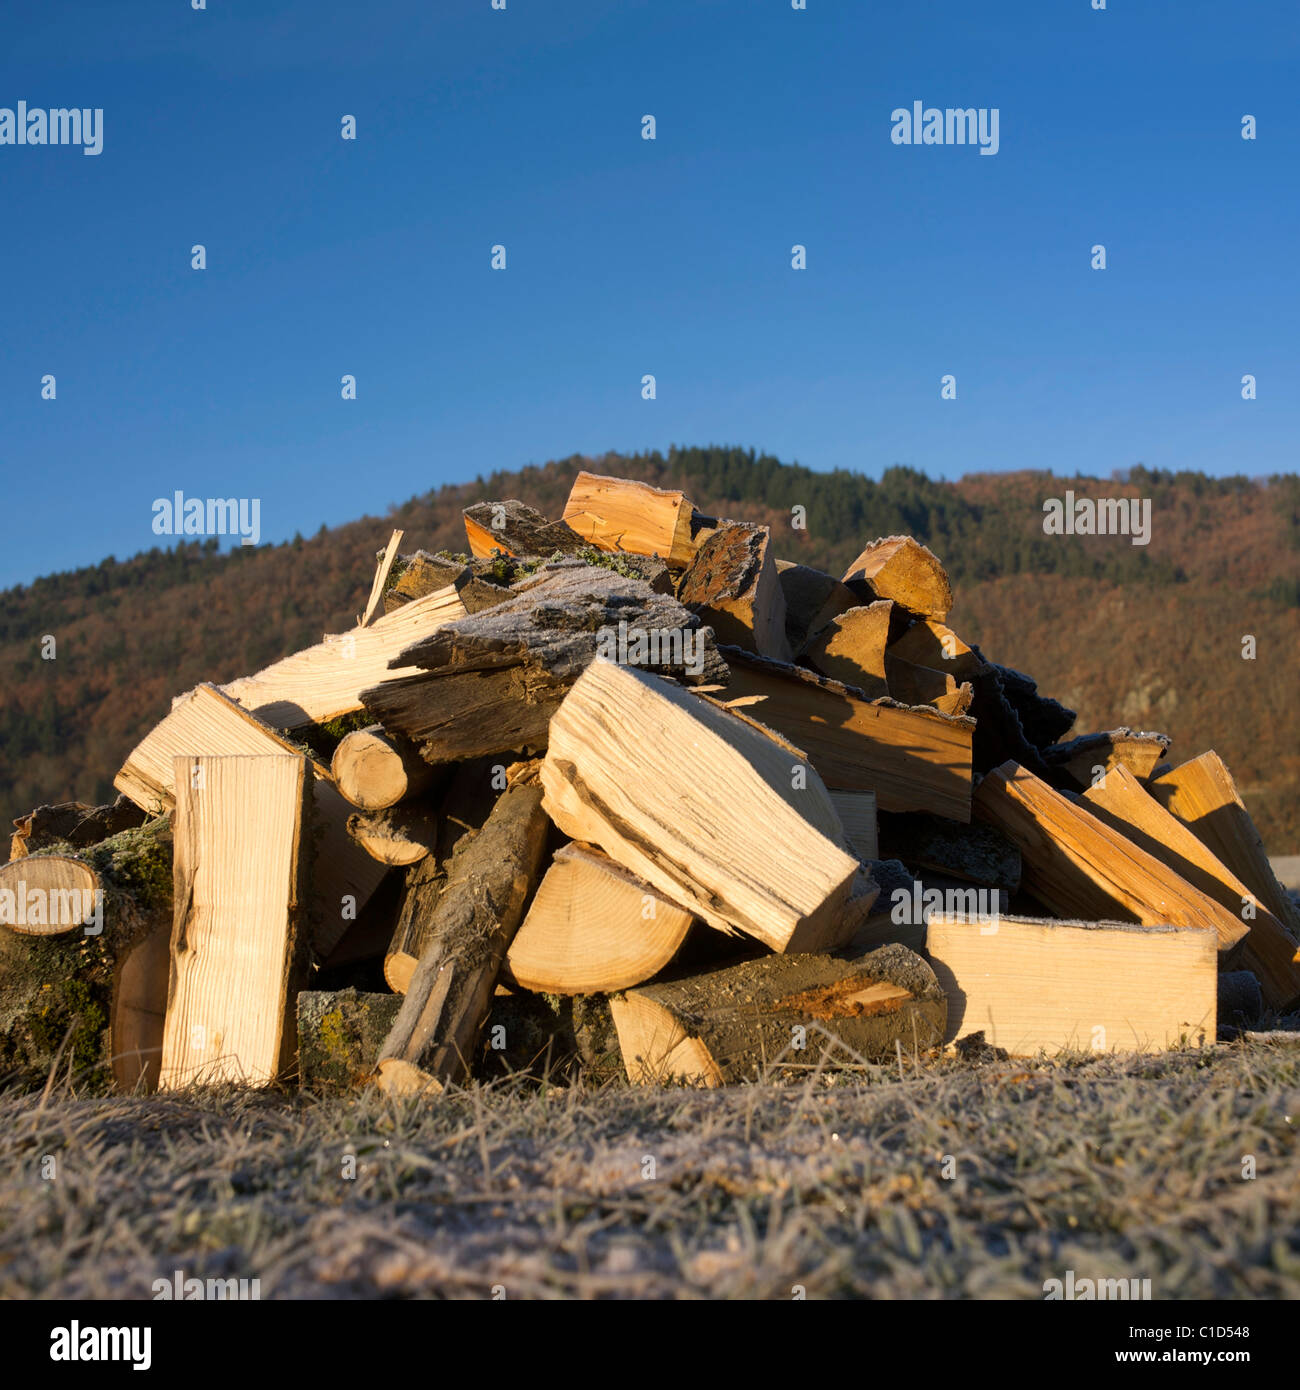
[1,1040,1298,1300]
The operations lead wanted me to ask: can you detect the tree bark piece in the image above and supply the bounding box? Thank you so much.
[0,857,100,936]
[503,843,696,994]
[114,683,386,958]
[1082,762,1300,1009]
[219,583,469,730]
[346,804,438,867]
[0,817,174,1093]
[717,649,974,820]
[297,988,404,1091]
[842,536,953,619]
[927,912,1217,1055]
[541,660,866,953]
[331,724,439,809]
[361,560,727,765]
[776,562,859,654]
[561,470,700,566]
[1149,752,1300,941]
[973,762,1251,956]
[383,551,512,616]
[676,521,792,662]
[1044,728,1172,791]
[878,811,1021,893]
[9,796,146,862]
[803,602,892,697]
[463,500,585,559]
[160,754,311,1087]
[359,529,404,627]
[375,779,550,1091]
[610,942,946,1085]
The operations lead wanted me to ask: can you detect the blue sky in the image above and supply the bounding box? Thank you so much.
[1,0,1296,589]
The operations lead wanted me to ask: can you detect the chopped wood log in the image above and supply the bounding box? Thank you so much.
[886,652,962,709]
[1044,728,1172,791]
[717,649,974,820]
[775,561,859,653]
[479,990,621,1082]
[0,857,101,936]
[9,796,146,862]
[361,560,727,765]
[383,757,504,992]
[1218,971,1263,1024]
[463,500,585,559]
[878,811,1021,893]
[926,913,1217,1054]
[836,860,931,954]
[346,804,439,867]
[887,619,986,684]
[0,817,173,1092]
[972,762,1251,956]
[297,988,403,1091]
[375,780,550,1091]
[842,536,953,619]
[359,529,404,627]
[610,942,946,1086]
[219,583,469,730]
[828,791,878,862]
[383,551,512,616]
[503,843,696,994]
[803,602,893,697]
[114,683,386,957]
[161,754,311,1087]
[331,724,439,810]
[676,522,792,662]
[541,660,866,953]
[1149,752,1300,941]
[1082,763,1300,1010]
[561,470,701,566]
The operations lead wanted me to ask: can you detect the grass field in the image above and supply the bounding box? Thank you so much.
[2,1037,1298,1301]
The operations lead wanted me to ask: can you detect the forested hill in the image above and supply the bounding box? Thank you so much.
[2,446,1298,848]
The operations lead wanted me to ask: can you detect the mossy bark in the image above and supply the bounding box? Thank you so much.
[0,816,173,1093]
[297,988,404,1091]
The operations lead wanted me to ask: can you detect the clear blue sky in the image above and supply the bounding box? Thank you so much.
[2,0,1296,589]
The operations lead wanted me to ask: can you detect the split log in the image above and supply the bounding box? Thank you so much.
[383,551,512,616]
[927,913,1217,1055]
[160,754,311,1087]
[1082,763,1300,1010]
[878,811,1021,893]
[0,817,173,1093]
[359,529,404,627]
[297,988,403,1091]
[9,796,146,862]
[676,522,792,661]
[331,724,440,810]
[972,762,1251,956]
[541,659,866,953]
[828,791,878,862]
[842,536,952,619]
[346,804,439,867]
[1043,728,1172,791]
[561,470,702,566]
[610,942,946,1085]
[1149,752,1300,941]
[114,683,386,957]
[775,561,858,653]
[383,757,505,992]
[887,619,986,684]
[803,602,893,697]
[717,649,974,820]
[886,653,966,711]
[361,560,727,765]
[219,583,469,729]
[375,779,550,1091]
[502,843,696,995]
[838,859,928,953]
[463,500,585,559]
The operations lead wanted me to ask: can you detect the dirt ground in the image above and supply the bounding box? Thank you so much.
[2,1036,1298,1300]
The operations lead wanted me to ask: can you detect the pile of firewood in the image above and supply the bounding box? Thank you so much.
[3,470,1298,1095]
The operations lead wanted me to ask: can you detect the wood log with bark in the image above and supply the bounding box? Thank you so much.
[676,521,792,661]
[331,725,440,810]
[462,500,586,559]
[842,536,953,619]
[561,470,704,566]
